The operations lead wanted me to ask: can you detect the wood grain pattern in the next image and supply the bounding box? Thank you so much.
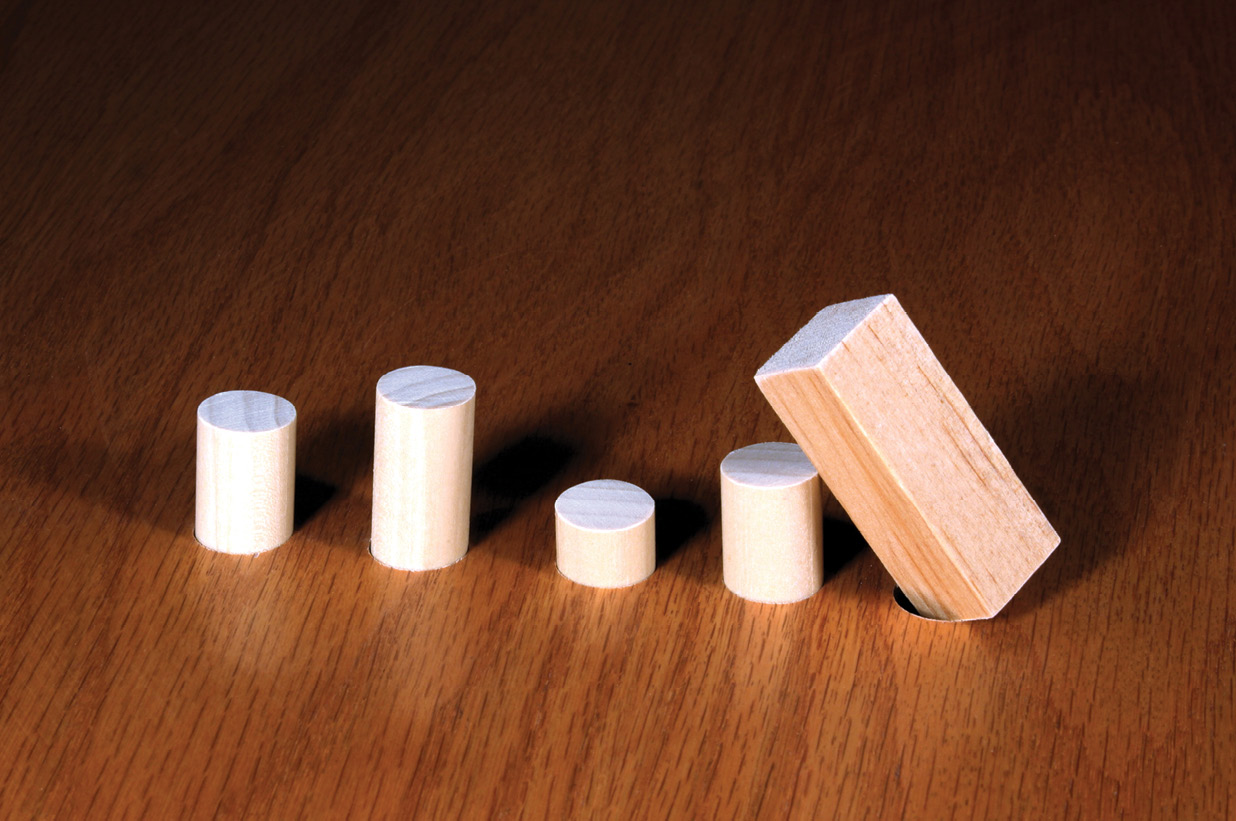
[1,0,1233,817]
[757,295,1058,620]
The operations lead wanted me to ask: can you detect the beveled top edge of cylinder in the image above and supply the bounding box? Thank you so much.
[197,390,296,433]
[555,479,655,531]
[720,442,817,488]
[377,366,476,409]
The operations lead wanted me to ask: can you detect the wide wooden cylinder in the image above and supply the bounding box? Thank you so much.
[195,390,296,555]
[555,479,656,588]
[721,442,823,603]
[371,366,476,570]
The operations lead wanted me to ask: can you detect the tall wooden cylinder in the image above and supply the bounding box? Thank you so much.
[195,390,296,555]
[721,442,823,603]
[371,365,476,570]
[555,479,656,588]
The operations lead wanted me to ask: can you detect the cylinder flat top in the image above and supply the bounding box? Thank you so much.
[555,480,654,531]
[721,442,818,488]
[377,366,476,409]
[197,390,295,432]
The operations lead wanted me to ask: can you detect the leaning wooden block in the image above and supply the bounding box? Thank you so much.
[755,295,1059,620]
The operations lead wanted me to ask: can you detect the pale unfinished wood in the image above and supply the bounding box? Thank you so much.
[555,480,655,588]
[195,390,296,555]
[721,442,823,604]
[756,294,1059,620]
[371,366,476,570]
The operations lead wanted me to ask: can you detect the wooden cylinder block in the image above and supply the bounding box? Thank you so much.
[555,480,655,588]
[371,366,476,570]
[195,390,296,555]
[721,442,823,603]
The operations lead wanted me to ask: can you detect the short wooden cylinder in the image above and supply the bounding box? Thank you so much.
[195,390,296,555]
[371,366,476,570]
[721,442,823,603]
[555,480,655,588]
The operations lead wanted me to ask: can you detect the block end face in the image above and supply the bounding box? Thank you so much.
[756,294,893,380]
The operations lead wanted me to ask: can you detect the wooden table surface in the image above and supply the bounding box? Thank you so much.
[2,0,1233,817]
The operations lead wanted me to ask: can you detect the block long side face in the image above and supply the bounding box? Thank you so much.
[756,365,987,620]
[820,298,1058,613]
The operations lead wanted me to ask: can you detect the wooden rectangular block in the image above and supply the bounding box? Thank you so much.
[755,295,1059,620]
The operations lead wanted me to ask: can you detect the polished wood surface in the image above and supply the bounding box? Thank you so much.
[2,0,1232,817]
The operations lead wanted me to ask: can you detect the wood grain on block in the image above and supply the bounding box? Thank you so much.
[555,480,655,588]
[721,442,823,604]
[195,390,296,554]
[755,295,1059,620]
[371,366,475,570]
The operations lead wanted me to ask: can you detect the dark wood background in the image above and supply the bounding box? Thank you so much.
[2,0,1232,816]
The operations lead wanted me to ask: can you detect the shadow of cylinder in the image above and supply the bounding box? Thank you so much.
[653,497,710,567]
[470,434,576,557]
